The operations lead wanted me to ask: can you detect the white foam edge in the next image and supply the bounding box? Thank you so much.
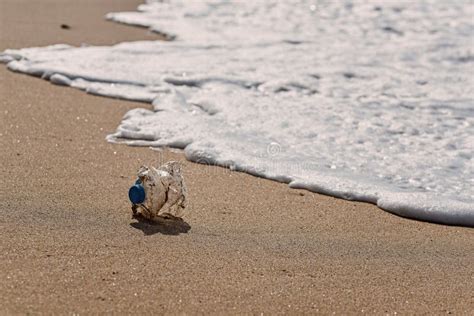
[4,53,473,228]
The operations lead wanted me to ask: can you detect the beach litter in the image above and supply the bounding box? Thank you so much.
[128,161,187,221]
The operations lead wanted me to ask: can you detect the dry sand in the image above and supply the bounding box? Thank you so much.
[0,0,473,314]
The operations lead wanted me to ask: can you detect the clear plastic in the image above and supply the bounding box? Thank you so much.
[132,161,187,221]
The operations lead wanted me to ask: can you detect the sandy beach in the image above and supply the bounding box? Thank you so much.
[0,0,473,314]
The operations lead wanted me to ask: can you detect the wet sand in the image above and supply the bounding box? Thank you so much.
[0,0,473,314]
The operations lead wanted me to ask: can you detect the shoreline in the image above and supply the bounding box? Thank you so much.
[3,2,471,228]
[1,0,473,314]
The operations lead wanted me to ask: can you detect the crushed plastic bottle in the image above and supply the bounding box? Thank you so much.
[129,161,187,221]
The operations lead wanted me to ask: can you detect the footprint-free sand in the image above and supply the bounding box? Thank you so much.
[0,0,473,314]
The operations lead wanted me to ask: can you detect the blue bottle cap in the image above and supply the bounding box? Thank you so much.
[129,182,145,204]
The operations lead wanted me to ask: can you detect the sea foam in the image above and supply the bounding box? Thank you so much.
[1,0,473,226]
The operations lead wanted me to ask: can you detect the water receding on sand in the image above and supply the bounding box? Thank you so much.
[1,1,473,225]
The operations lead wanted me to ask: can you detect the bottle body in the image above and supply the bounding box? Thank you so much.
[130,161,187,220]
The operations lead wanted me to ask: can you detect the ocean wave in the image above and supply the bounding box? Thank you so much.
[2,0,473,226]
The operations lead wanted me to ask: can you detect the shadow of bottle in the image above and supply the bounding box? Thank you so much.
[130,213,191,236]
